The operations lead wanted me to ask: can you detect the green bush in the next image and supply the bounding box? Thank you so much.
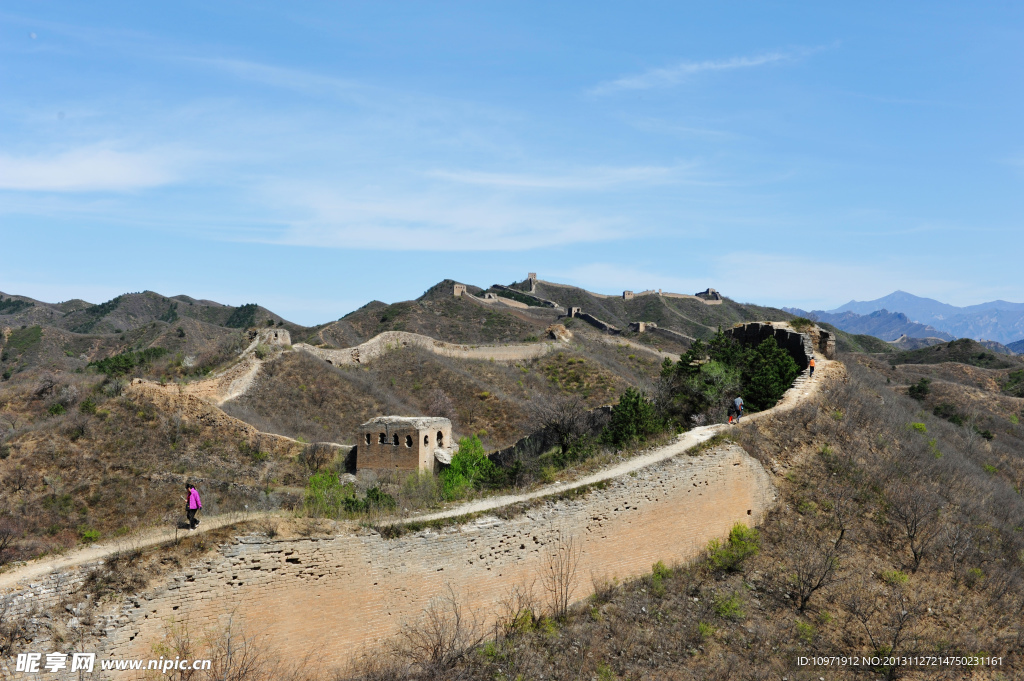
[303,471,358,517]
[742,337,800,410]
[79,398,97,415]
[91,347,168,377]
[79,527,101,543]
[881,569,909,585]
[602,388,661,447]
[366,486,397,511]
[0,297,34,314]
[706,523,760,572]
[225,303,259,329]
[933,402,965,426]
[6,325,42,354]
[440,435,496,501]
[48,403,66,416]
[713,591,745,620]
[908,378,931,401]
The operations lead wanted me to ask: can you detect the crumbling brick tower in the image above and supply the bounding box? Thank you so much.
[356,416,454,474]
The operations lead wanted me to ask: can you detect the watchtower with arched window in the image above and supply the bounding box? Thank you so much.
[356,416,454,474]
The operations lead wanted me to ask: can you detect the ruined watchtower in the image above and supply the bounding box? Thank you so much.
[453,284,466,297]
[356,416,454,474]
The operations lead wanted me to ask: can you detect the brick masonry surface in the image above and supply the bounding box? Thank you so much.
[91,444,775,674]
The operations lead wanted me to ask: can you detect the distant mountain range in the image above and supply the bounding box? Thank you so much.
[788,291,1024,346]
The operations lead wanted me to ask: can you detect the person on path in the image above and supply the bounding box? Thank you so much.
[809,357,816,379]
[186,483,202,530]
[733,396,743,422]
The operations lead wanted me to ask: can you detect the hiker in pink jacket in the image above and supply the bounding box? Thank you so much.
[186,483,202,529]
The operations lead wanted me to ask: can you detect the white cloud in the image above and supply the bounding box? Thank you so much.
[252,185,629,251]
[426,164,687,190]
[187,57,364,98]
[0,145,183,192]
[591,49,813,95]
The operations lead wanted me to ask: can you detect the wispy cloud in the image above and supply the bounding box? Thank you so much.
[184,57,365,99]
[0,145,186,192]
[591,48,817,95]
[426,164,688,190]
[248,184,630,251]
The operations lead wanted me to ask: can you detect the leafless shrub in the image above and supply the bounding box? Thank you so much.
[426,388,458,427]
[103,378,126,397]
[542,529,582,620]
[55,384,79,407]
[0,516,21,566]
[844,580,922,680]
[299,443,334,472]
[33,373,58,400]
[786,523,845,612]
[396,583,484,672]
[155,614,323,681]
[496,580,538,640]
[885,478,943,572]
[539,395,589,455]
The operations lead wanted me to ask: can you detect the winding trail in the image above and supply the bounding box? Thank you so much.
[0,511,270,591]
[0,356,835,593]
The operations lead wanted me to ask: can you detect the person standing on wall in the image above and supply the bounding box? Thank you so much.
[809,356,816,379]
[186,483,202,529]
[733,396,743,422]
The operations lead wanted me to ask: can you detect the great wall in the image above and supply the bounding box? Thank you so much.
[0,322,836,679]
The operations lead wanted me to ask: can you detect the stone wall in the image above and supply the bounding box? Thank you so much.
[295,331,555,367]
[489,406,612,468]
[571,311,621,334]
[95,444,775,674]
[726,322,814,369]
[1,445,775,678]
[648,325,695,344]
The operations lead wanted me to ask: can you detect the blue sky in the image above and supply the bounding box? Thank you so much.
[1,2,1022,325]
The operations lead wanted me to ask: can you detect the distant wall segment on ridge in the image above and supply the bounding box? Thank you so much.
[295,331,554,366]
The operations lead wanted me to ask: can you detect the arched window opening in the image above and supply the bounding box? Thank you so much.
[365,433,371,445]
[406,435,413,447]
[437,431,444,447]
[424,435,429,446]
[392,433,399,446]
[379,433,386,444]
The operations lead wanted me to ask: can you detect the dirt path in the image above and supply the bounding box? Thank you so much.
[0,510,279,592]
[0,357,834,592]
[398,358,832,525]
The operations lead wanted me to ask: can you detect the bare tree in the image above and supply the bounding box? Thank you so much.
[542,529,582,620]
[788,524,845,612]
[496,580,538,640]
[426,388,458,427]
[941,518,974,583]
[299,443,334,472]
[0,516,20,566]
[309,382,331,409]
[396,583,484,672]
[33,373,58,400]
[886,480,943,572]
[539,396,590,457]
[845,581,921,681]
